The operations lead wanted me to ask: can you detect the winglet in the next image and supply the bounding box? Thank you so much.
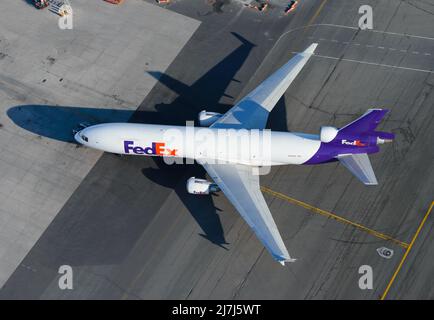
[303,43,318,55]
[278,258,297,266]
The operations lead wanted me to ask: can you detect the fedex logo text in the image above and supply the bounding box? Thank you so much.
[123,141,177,156]
[341,139,367,147]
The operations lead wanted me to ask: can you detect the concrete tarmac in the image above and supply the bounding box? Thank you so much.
[1,0,433,299]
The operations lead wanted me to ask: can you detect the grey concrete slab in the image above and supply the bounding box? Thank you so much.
[1,0,433,300]
[0,0,199,288]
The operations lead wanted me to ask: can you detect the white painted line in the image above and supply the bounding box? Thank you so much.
[317,24,434,41]
[271,24,434,64]
[424,53,431,56]
[299,37,427,57]
[303,53,434,74]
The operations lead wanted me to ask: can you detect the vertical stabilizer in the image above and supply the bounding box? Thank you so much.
[338,109,392,137]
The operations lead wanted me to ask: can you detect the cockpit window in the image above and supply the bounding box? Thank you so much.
[81,134,88,142]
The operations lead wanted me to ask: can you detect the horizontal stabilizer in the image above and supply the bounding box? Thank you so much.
[337,153,378,185]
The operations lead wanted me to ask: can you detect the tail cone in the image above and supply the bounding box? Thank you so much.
[377,137,393,144]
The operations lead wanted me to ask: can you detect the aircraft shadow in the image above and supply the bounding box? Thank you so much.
[142,159,228,249]
[135,32,259,248]
[6,32,273,257]
[7,105,135,142]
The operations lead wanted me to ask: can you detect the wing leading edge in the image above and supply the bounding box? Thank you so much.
[211,43,318,130]
[199,160,295,265]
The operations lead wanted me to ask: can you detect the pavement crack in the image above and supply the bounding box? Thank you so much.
[308,29,361,113]
[87,270,143,300]
[232,249,264,299]
[405,0,434,15]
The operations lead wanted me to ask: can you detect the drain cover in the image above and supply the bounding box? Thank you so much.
[377,247,394,259]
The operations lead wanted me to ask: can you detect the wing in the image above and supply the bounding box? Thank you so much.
[337,153,378,185]
[211,43,318,130]
[199,160,294,265]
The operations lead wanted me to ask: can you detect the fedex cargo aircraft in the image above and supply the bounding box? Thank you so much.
[75,43,394,265]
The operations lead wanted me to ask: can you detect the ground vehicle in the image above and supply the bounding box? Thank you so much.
[284,0,298,14]
[34,0,49,9]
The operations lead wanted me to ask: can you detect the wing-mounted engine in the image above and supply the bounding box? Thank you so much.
[320,126,338,143]
[186,177,220,195]
[198,110,222,127]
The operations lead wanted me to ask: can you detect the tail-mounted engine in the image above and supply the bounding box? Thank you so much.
[320,126,339,143]
[186,177,220,195]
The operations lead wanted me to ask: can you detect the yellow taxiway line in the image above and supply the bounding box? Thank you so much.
[306,0,328,27]
[380,201,434,300]
[261,186,409,249]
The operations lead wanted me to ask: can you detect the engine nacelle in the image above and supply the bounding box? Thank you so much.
[198,110,222,127]
[320,126,339,143]
[186,177,220,195]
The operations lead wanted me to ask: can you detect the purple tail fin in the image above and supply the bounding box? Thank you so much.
[339,109,389,135]
[305,109,394,166]
[336,109,394,142]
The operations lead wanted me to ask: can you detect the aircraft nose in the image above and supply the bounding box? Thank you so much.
[74,128,90,145]
[74,131,83,144]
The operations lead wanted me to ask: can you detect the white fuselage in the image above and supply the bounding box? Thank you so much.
[75,123,321,166]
